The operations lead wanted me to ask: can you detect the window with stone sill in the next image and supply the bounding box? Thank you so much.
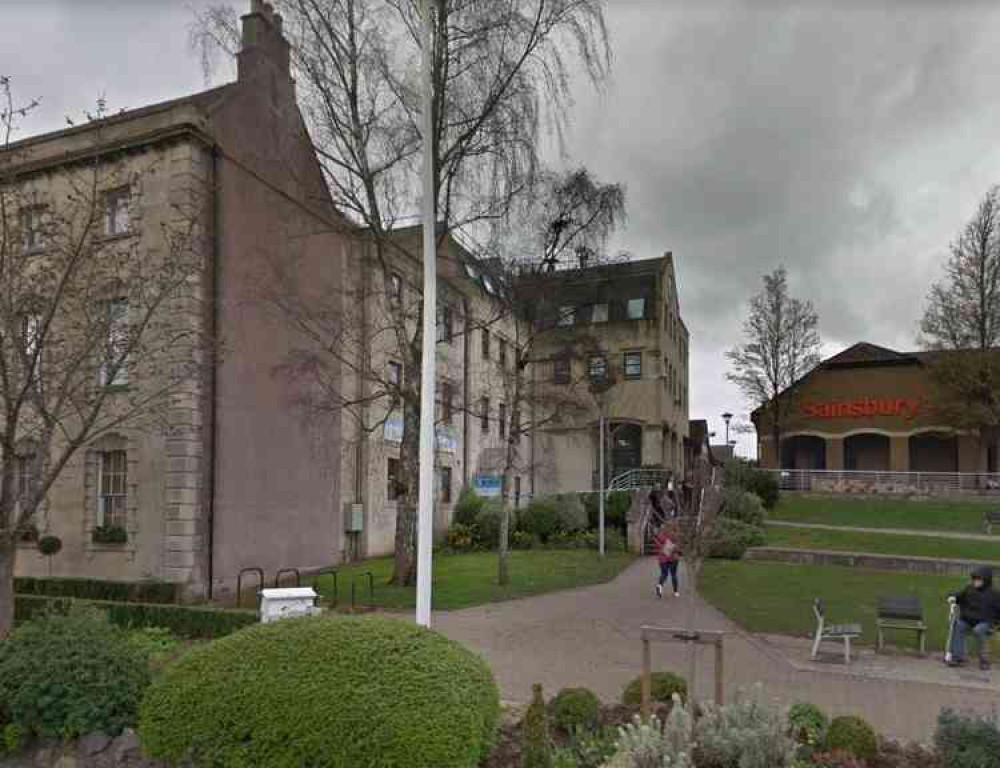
[104,187,131,237]
[100,298,129,387]
[19,205,47,251]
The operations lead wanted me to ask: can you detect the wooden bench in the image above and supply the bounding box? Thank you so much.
[812,599,862,664]
[983,509,1000,534]
[876,596,926,654]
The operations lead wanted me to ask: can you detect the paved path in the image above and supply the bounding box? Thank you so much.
[768,519,999,541]
[433,558,1000,742]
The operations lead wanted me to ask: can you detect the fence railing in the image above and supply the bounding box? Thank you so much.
[607,468,674,491]
[767,469,1000,495]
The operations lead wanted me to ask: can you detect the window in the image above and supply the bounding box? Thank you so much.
[19,206,46,251]
[104,187,130,236]
[437,304,453,343]
[515,476,522,507]
[98,449,127,528]
[592,303,609,324]
[624,351,642,379]
[553,357,570,385]
[16,453,34,506]
[388,360,402,388]
[438,466,452,504]
[441,382,454,423]
[589,355,608,382]
[512,409,521,443]
[387,272,403,303]
[558,306,575,327]
[627,298,646,320]
[498,338,507,369]
[481,327,490,359]
[101,298,129,387]
[387,458,401,501]
[499,403,507,439]
[480,397,490,432]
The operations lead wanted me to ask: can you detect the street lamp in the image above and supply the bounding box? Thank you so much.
[722,412,733,447]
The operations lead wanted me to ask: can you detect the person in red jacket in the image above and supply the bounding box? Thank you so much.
[654,524,681,598]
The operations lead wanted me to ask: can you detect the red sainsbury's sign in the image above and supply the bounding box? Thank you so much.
[802,398,921,421]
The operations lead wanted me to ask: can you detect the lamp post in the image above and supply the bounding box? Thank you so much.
[415,0,436,628]
[722,412,733,447]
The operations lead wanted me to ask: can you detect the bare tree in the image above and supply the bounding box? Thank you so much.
[921,186,1000,469]
[480,166,625,584]
[0,81,208,637]
[727,267,821,468]
[193,0,612,586]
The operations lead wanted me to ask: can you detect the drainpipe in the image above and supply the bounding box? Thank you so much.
[206,146,221,600]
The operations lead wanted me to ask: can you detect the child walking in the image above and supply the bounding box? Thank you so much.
[654,524,681,598]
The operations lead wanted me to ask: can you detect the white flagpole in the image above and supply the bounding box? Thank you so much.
[415,0,436,628]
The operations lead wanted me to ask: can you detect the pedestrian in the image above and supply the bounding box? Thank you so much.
[946,567,1000,670]
[654,523,681,598]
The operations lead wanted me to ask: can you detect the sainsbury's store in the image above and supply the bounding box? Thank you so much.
[753,342,998,475]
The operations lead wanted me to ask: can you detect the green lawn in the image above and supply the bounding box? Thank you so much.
[306,550,636,611]
[766,526,1000,563]
[700,560,963,651]
[769,495,991,534]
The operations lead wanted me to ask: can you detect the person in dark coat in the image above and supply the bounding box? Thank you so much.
[948,567,1000,670]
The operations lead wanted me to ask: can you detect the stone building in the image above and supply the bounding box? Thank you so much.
[753,341,1000,474]
[531,254,691,494]
[5,1,348,597]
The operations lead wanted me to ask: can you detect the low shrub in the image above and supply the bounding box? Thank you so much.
[549,688,600,733]
[520,498,561,544]
[621,672,687,708]
[2,724,25,755]
[14,576,179,604]
[511,530,537,550]
[454,487,486,528]
[0,606,149,740]
[446,522,475,551]
[555,494,588,534]
[583,492,631,534]
[707,518,766,560]
[474,500,504,549]
[139,616,499,768]
[563,725,618,768]
[788,702,829,751]
[722,489,765,527]
[935,709,1000,768]
[14,595,255,639]
[693,687,796,768]
[746,469,780,511]
[825,716,878,762]
[809,750,866,768]
[522,683,553,768]
[126,627,183,670]
[872,739,942,768]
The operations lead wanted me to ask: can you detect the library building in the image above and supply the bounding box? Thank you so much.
[753,342,998,474]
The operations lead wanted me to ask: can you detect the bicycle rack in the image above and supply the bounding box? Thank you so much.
[351,571,375,611]
[236,567,264,609]
[274,568,302,588]
[327,570,339,608]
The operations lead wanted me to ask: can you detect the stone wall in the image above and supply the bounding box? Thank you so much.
[0,730,168,768]
[747,546,997,577]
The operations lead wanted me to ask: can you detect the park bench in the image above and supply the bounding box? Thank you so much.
[811,599,862,664]
[876,596,926,654]
[983,509,1000,535]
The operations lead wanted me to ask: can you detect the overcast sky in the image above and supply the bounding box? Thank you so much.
[5,0,1000,459]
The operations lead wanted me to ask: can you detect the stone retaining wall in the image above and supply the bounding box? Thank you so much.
[0,730,170,768]
[746,546,999,577]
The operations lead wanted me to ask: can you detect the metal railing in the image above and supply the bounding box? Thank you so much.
[768,469,1000,495]
[607,468,674,491]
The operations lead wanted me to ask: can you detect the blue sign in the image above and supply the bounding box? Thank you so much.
[473,474,502,498]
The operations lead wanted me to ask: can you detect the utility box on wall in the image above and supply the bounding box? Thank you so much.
[259,587,321,623]
[344,502,364,532]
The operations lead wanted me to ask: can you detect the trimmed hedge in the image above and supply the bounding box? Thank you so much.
[14,576,179,604]
[14,595,255,639]
[139,615,499,768]
[549,687,600,732]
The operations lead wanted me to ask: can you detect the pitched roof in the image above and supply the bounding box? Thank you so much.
[821,342,917,368]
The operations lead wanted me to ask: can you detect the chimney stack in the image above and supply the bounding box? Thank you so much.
[238,0,292,93]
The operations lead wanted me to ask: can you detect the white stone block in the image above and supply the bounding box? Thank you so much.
[259,587,321,624]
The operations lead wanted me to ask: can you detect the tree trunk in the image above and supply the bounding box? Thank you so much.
[0,534,16,639]
[391,399,422,587]
[498,471,511,585]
